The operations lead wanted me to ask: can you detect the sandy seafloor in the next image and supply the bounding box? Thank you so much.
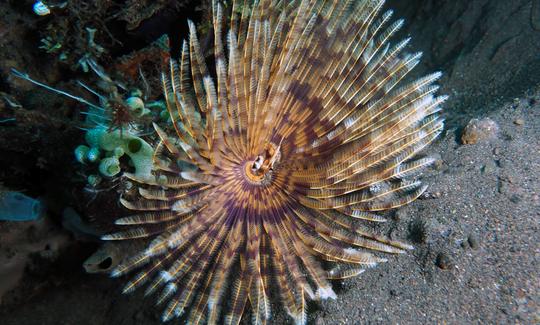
[0,0,539,324]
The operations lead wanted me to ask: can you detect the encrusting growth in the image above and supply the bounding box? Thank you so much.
[103,0,447,324]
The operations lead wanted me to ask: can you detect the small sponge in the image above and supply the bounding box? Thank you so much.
[0,191,43,221]
[81,127,154,179]
[99,157,121,177]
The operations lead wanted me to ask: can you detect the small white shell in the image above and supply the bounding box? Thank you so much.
[33,1,51,16]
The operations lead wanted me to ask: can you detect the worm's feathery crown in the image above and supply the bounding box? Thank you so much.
[104,0,446,324]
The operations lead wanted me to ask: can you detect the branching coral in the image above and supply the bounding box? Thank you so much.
[101,0,447,324]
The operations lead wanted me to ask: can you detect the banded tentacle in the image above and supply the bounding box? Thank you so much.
[102,1,446,324]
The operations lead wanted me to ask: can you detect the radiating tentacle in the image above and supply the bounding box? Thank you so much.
[101,1,446,324]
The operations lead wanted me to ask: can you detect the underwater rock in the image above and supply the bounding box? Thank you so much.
[435,252,453,270]
[467,234,480,250]
[0,212,70,304]
[513,118,524,126]
[461,117,499,144]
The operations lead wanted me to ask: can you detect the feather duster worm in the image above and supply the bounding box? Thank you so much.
[104,0,446,324]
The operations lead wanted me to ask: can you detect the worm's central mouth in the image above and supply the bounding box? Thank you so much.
[244,142,280,183]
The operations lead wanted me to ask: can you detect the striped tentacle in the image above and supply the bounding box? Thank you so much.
[102,1,446,324]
